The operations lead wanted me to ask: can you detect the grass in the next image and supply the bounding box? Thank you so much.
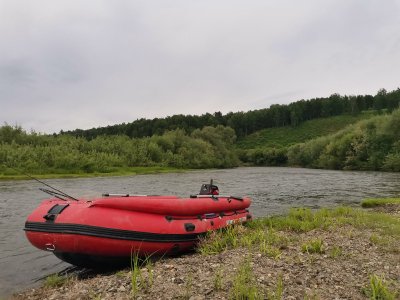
[229,258,284,300]
[303,291,320,300]
[196,205,399,298]
[361,198,400,208]
[236,112,376,149]
[183,273,193,300]
[44,274,69,288]
[230,258,261,300]
[198,225,244,255]
[363,274,397,300]
[329,246,343,259]
[266,275,284,300]
[130,252,154,298]
[198,225,288,256]
[130,253,141,298]
[0,166,187,180]
[369,234,391,247]
[199,206,400,255]
[301,239,324,254]
[214,269,224,291]
[115,270,127,278]
[259,241,282,259]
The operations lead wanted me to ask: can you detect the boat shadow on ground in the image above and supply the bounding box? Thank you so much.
[39,252,192,282]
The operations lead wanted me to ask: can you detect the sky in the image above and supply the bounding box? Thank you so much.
[1,0,400,133]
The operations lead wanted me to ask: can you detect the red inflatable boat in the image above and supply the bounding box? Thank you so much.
[24,182,252,267]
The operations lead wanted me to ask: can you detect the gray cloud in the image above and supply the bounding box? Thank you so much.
[0,0,399,133]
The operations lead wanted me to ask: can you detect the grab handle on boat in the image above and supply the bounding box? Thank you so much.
[102,194,158,197]
[102,193,130,197]
[45,243,55,251]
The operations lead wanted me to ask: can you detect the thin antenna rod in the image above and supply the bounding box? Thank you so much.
[4,164,79,201]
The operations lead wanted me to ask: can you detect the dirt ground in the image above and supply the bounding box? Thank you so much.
[12,208,400,300]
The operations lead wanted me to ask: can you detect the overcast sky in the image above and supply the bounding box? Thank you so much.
[1,0,399,133]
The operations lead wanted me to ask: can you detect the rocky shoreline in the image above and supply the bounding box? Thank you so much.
[12,205,400,300]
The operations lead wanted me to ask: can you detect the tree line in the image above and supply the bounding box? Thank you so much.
[63,88,400,139]
[0,125,239,175]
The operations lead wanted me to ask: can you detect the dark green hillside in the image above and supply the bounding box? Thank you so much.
[287,109,400,171]
[63,88,400,140]
[236,111,377,149]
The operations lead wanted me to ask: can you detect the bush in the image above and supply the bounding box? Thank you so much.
[0,125,239,174]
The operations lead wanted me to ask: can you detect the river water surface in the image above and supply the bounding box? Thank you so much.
[1,167,400,296]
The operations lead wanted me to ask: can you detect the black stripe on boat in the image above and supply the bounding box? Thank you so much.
[24,222,203,243]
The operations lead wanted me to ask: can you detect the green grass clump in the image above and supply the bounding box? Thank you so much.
[303,291,320,300]
[44,274,68,288]
[214,269,224,291]
[361,198,400,208]
[198,225,288,256]
[267,275,284,300]
[370,234,390,247]
[182,273,193,300]
[260,207,337,233]
[301,239,324,254]
[259,241,281,259]
[363,274,397,300]
[262,207,400,237]
[329,246,343,259]
[130,253,154,298]
[230,259,262,300]
[198,225,243,255]
[115,270,127,278]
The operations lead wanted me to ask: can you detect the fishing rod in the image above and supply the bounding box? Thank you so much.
[2,164,79,201]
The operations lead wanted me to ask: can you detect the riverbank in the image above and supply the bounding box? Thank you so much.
[12,201,400,299]
[0,166,187,181]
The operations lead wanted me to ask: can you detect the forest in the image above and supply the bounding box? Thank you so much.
[63,88,400,139]
[1,88,400,177]
[0,126,238,176]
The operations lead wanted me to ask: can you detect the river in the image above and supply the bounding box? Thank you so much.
[1,167,400,297]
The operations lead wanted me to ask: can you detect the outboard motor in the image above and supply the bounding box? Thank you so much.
[199,179,219,195]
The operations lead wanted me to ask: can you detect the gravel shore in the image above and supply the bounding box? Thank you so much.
[12,206,400,300]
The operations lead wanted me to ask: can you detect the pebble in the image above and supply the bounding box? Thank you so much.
[164,264,174,269]
[204,288,213,295]
[189,296,205,300]
[173,277,184,284]
[49,293,60,300]
[117,285,126,292]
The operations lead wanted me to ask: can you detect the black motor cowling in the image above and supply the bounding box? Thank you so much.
[199,179,219,195]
